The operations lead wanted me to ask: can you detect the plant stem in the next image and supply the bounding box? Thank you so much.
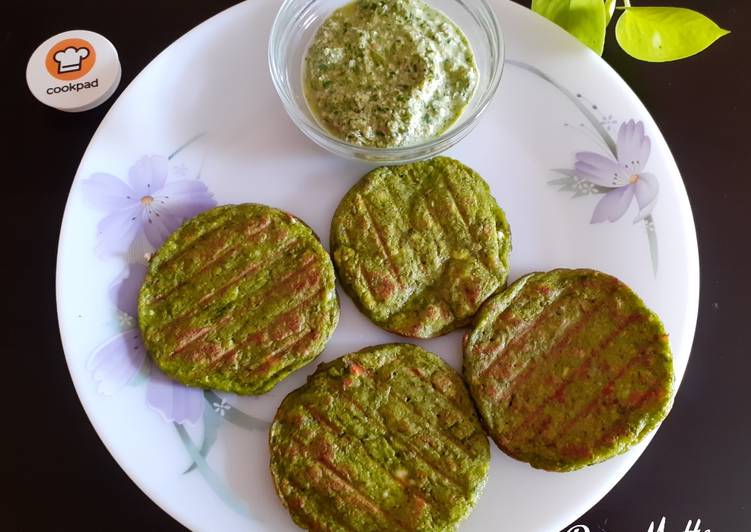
[623,0,631,7]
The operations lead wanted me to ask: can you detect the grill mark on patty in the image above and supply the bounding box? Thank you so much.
[382,177,437,278]
[354,193,402,287]
[194,287,324,368]
[547,312,645,403]
[150,237,302,331]
[305,405,345,436]
[427,192,471,260]
[407,191,447,270]
[154,215,272,282]
[361,264,400,306]
[289,436,410,531]
[195,260,266,308]
[304,406,415,491]
[421,195,452,261]
[477,284,573,378]
[553,348,655,441]
[214,324,314,373]
[442,174,474,243]
[245,329,320,382]
[283,465,378,531]
[303,404,465,512]
[222,260,322,337]
[473,191,503,272]
[391,368,473,432]
[195,238,304,308]
[493,290,619,404]
[338,224,381,307]
[387,392,477,456]
[463,276,531,359]
[508,311,645,437]
[159,260,323,367]
[330,383,469,490]
[393,168,490,280]
[352,258,378,305]
[171,326,211,354]
[369,185,429,281]
[302,403,428,502]
[302,404,446,521]
[592,380,666,450]
[152,242,239,303]
[357,418,468,495]
[406,367,466,412]
[396,300,456,339]
[478,277,619,381]
[624,378,667,408]
[363,364,479,457]
[270,346,488,530]
[150,224,271,304]
[151,223,230,275]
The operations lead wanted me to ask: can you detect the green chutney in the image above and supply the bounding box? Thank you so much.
[304,0,478,148]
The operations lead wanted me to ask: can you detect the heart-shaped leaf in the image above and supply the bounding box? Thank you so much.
[605,0,616,24]
[615,7,730,62]
[532,0,608,55]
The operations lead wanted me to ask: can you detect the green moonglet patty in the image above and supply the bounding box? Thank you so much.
[138,204,339,395]
[269,343,490,531]
[330,157,511,338]
[463,269,674,472]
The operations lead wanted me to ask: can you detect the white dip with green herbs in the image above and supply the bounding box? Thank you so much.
[304,0,478,148]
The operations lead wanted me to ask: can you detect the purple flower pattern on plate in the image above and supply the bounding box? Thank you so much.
[83,152,218,424]
[548,113,660,273]
[507,62,660,273]
[76,67,668,521]
[575,120,659,224]
[81,155,215,255]
[83,148,268,514]
[89,263,203,426]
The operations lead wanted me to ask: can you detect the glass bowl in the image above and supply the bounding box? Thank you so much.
[268,0,504,164]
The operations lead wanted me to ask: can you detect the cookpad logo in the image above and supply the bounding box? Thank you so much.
[45,37,96,80]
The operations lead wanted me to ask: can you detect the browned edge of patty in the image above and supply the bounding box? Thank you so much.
[138,203,340,395]
[330,156,512,339]
[269,343,491,530]
[463,268,675,472]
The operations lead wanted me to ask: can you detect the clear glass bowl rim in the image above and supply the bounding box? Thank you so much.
[268,0,505,159]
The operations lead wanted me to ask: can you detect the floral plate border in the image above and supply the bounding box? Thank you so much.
[509,61,660,274]
[78,61,664,519]
[81,138,267,516]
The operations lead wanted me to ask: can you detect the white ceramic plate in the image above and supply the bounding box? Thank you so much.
[56,1,699,530]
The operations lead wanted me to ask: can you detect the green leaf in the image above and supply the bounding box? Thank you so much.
[605,0,616,25]
[615,7,730,62]
[532,0,608,55]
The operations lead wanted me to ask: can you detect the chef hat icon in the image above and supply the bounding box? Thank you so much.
[53,46,90,73]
